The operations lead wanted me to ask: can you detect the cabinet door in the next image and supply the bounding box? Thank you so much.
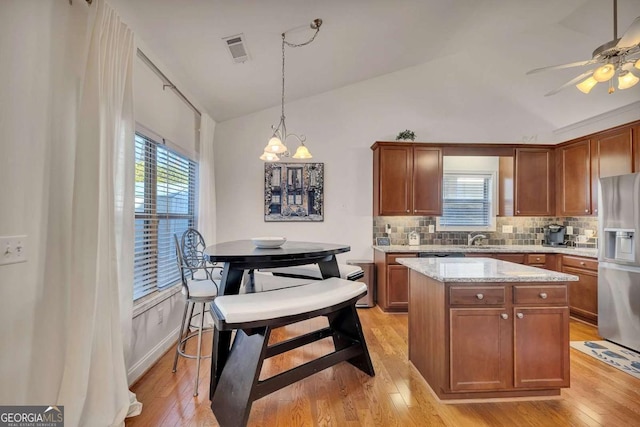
[513,307,569,389]
[387,265,410,310]
[377,146,413,215]
[412,147,442,215]
[562,266,598,324]
[558,140,591,216]
[591,127,634,215]
[514,148,554,216]
[449,308,511,391]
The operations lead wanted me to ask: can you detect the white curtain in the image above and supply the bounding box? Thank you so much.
[198,113,217,244]
[57,1,141,425]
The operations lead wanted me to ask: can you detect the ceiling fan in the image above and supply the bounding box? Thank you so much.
[527,0,640,95]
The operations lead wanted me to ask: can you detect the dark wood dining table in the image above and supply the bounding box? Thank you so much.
[203,239,351,399]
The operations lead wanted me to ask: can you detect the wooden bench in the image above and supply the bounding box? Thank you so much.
[209,277,375,427]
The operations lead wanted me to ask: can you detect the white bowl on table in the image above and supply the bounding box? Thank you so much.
[251,237,287,248]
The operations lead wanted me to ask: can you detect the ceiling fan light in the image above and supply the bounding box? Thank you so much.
[593,64,615,82]
[259,150,280,161]
[618,71,640,90]
[292,144,312,159]
[576,76,598,94]
[264,136,287,154]
[635,58,640,70]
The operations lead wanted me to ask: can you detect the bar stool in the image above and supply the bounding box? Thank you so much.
[172,229,219,397]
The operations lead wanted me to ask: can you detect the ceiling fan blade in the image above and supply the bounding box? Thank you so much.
[617,16,640,47]
[526,59,595,75]
[545,69,595,96]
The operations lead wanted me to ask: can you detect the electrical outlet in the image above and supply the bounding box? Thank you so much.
[0,235,28,266]
[585,229,595,238]
[566,226,573,235]
[157,306,164,325]
[428,224,435,233]
[502,225,513,233]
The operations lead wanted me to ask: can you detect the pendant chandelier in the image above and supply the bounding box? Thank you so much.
[260,18,323,162]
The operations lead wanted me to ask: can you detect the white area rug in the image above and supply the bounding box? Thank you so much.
[570,340,640,380]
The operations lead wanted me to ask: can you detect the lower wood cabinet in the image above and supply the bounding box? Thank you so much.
[561,255,598,325]
[374,250,416,312]
[409,270,571,400]
[448,284,570,394]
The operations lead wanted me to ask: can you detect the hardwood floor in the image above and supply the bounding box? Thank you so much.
[126,308,640,426]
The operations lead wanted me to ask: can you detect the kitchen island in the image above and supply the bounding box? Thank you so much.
[398,257,579,401]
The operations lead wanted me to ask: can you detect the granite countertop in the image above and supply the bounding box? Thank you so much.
[397,257,580,283]
[372,244,598,259]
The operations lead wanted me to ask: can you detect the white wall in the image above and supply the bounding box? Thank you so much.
[212,54,638,260]
[127,49,205,384]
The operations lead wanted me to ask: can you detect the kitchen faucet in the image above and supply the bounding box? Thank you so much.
[468,233,487,246]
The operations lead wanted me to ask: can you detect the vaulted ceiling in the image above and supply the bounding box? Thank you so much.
[110,0,640,135]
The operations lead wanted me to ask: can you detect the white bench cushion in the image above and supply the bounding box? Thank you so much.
[262,263,363,280]
[214,277,367,324]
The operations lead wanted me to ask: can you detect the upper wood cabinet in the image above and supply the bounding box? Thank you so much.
[557,139,591,216]
[372,143,442,216]
[590,127,634,215]
[412,146,443,215]
[514,148,554,216]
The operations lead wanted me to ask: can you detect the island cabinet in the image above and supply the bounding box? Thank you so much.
[514,148,555,216]
[372,142,442,216]
[374,251,416,312]
[561,255,598,325]
[409,270,570,400]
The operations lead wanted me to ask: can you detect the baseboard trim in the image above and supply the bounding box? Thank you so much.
[127,325,181,386]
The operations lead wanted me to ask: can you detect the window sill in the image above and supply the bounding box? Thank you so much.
[133,283,182,318]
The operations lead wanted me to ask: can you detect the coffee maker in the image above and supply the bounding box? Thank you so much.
[543,224,566,247]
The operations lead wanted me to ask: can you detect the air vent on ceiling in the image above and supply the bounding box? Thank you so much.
[222,34,250,64]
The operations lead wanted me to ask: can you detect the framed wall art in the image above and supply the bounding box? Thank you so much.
[264,162,324,222]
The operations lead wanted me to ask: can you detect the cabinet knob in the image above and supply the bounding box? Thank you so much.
[501,313,509,320]
[516,312,524,319]
[517,210,521,214]
[536,257,541,261]
[476,293,484,300]
[585,209,588,213]
[580,261,585,266]
[406,210,410,213]
[539,292,548,299]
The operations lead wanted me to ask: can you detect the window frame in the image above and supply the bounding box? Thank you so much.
[134,131,198,301]
[436,170,497,232]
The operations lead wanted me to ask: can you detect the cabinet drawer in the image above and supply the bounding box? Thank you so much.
[562,255,597,271]
[495,253,525,264]
[526,254,546,265]
[513,285,567,305]
[450,287,505,305]
[387,253,417,264]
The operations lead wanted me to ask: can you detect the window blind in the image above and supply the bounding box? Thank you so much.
[134,133,197,300]
[440,174,492,227]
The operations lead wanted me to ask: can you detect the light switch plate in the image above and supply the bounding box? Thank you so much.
[502,225,513,233]
[428,225,435,233]
[566,226,573,235]
[0,235,28,266]
[585,229,595,238]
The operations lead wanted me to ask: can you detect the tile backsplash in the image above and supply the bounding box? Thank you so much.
[373,216,599,247]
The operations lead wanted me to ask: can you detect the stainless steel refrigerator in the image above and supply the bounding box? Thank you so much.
[598,172,640,353]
